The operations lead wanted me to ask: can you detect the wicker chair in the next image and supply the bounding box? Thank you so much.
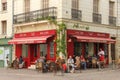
[92,57,97,68]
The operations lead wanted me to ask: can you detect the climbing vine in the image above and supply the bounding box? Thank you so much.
[47,18,67,58]
[56,22,67,58]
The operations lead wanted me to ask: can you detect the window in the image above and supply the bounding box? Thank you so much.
[22,44,28,57]
[74,42,82,56]
[71,0,81,20]
[1,0,7,11]
[109,1,114,16]
[1,21,7,35]
[24,0,30,13]
[40,44,47,57]
[109,1,116,25]
[93,0,101,23]
[93,0,99,13]
[50,42,54,58]
[42,0,49,9]
[72,0,79,9]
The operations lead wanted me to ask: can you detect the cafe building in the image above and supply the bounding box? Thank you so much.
[8,0,119,68]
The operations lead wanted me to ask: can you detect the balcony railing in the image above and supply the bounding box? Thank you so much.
[93,13,101,24]
[71,9,82,21]
[14,7,57,24]
[109,16,116,26]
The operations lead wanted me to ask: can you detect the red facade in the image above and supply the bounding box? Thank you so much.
[9,30,56,68]
[67,29,115,62]
[9,29,115,68]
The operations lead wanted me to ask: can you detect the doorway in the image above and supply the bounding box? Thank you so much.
[29,44,38,63]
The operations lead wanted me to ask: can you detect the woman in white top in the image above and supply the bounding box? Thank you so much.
[67,56,75,73]
[98,48,105,56]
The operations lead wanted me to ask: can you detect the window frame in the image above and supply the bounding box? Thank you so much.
[93,0,99,13]
[42,0,49,9]
[109,1,115,16]
[1,21,7,35]
[2,2,7,11]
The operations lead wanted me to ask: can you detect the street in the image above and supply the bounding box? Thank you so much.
[0,68,120,80]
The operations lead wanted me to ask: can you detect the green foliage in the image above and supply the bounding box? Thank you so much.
[56,23,67,57]
[86,26,89,30]
[47,17,67,58]
[73,23,79,28]
[47,16,57,25]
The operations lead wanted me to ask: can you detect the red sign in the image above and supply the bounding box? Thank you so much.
[67,29,110,38]
[15,30,56,38]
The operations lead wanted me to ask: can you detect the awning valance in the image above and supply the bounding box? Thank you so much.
[8,35,52,44]
[72,35,116,44]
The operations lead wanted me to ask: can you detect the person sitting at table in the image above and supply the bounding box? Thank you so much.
[67,56,75,73]
[75,56,80,70]
[19,56,25,69]
[80,55,86,70]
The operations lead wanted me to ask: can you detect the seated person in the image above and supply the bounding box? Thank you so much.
[80,55,86,70]
[67,56,75,73]
[92,56,97,68]
[86,55,92,68]
[13,57,19,69]
[62,63,68,73]
[19,56,24,69]
[75,56,80,69]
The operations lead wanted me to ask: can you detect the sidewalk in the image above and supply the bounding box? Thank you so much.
[1,65,116,74]
[0,67,120,80]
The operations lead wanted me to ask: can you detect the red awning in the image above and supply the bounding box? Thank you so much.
[72,35,116,43]
[8,35,52,44]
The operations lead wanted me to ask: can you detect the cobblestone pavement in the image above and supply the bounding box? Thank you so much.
[0,68,120,80]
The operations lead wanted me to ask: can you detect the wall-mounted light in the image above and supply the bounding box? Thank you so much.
[68,38,72,42]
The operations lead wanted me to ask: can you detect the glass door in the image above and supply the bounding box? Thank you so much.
[40,44,47,57]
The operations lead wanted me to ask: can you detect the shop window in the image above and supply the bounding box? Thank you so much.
[94,43,100,56]
[111,37,116,60]
[111,44,115,60]
[40,44,47,57]
[104,44,108,57]
[22,44,28,57]
[50,42,54,58]
[34,45,38,57]
[74,42,82,56]
[85,43,88,57]
[88,43,94,56]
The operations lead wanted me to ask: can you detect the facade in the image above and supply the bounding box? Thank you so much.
[8,0,120,68]
[0,0,13,67]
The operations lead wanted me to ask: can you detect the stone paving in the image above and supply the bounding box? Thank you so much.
[0,68,120,80]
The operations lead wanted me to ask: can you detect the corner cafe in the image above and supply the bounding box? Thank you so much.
[8,29,115,67]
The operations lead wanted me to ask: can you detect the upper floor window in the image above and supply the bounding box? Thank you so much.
[93,0,99,13]
[1,0,7,11]
[42,0,49,9]
[1,21,7,35]
[109,1,115,16]
[72,0,79,9]
[71,0,81,20]
[24,0,30,13]
[109,1,116,25]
